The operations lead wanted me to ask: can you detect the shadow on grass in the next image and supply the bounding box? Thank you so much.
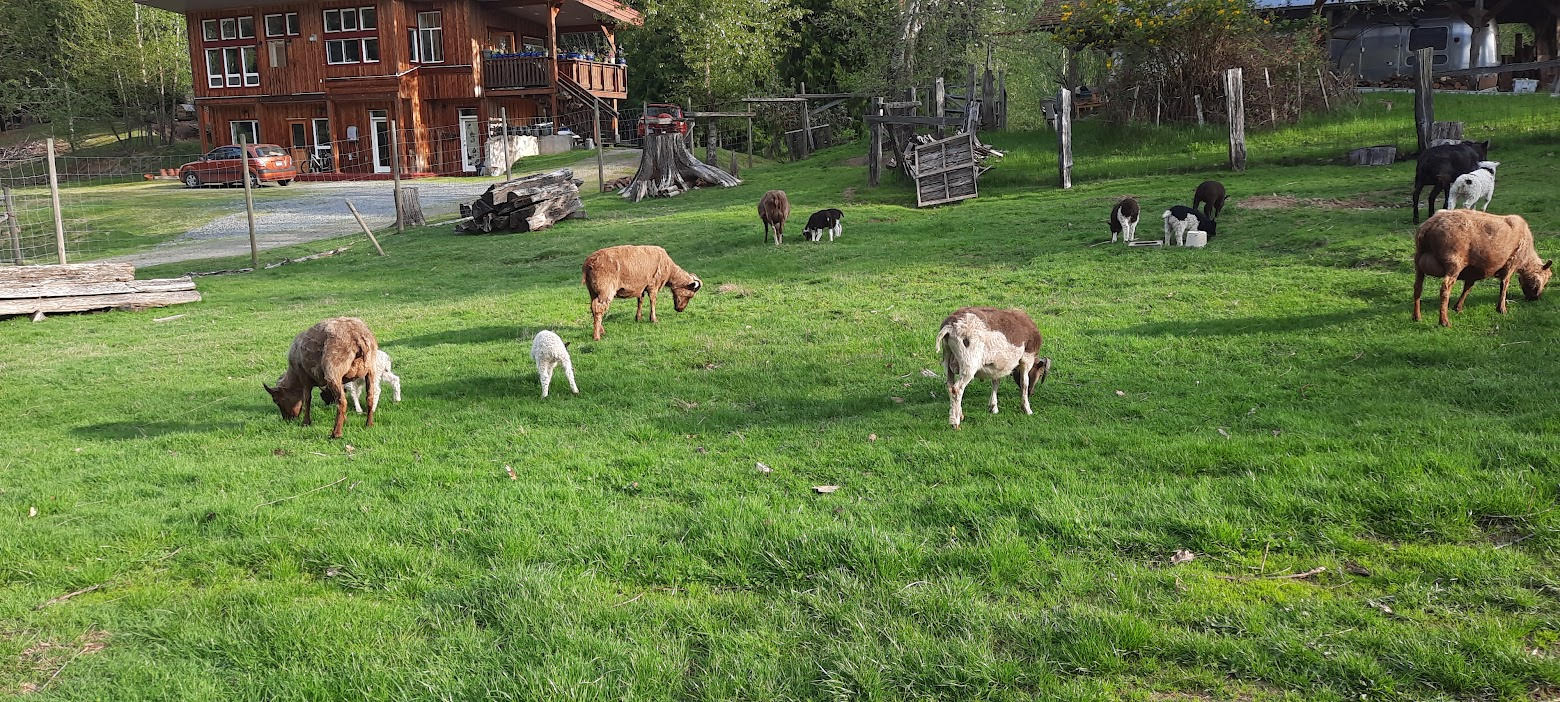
[388,325,520,348]
[72,420,246,440]
[1114,307,1383,337]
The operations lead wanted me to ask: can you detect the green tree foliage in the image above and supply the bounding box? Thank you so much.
[622,0,807,106]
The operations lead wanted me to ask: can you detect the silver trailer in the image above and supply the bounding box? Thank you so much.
[1327,18,1475,81]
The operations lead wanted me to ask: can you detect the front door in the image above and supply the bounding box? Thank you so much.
[312,118,332,172]
[458,109,480,173]
[369,110,391,173]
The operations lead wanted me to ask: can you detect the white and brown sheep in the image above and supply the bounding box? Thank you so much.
[935,307,1052,429]
[344,349,401,414]
[582,245,702,340]
[759,190,790,245]
[1413,210,1552,327]
[265,317,380,439]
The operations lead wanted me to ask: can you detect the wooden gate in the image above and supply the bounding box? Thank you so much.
[912,133,978,207]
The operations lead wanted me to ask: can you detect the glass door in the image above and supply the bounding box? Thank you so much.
[369,110,390,173]
[312,118,332,172]
[458,109,480,172]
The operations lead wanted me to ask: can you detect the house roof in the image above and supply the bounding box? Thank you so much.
[134,0,643,26]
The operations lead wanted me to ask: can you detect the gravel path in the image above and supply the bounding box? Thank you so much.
[112,149,641,269]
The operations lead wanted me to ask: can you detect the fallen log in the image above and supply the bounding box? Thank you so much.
[0,290,202,316]
[0,277,197,298]
[0,263,134,285]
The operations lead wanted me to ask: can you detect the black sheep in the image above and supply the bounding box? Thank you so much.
[1413,140,1489,223]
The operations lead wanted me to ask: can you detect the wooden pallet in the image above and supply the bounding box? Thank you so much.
[912,133,979,207]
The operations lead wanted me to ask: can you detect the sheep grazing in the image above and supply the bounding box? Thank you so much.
[582,244,702,340]
[1192,180,1227,221]
[1413,140,1489,223]
[802,208,844,242]
[935,307,1051,429]
[343,349,401,414]
[1412,210,1552,327]
[1109,197,1140,243]
[1449,160,1499,211]
[264,317,380,439]
[531,330,578,397]
[759,190,790,245]
[1162,205,1216,246]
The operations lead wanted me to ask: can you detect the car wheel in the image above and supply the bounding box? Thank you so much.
[249,173,261,188]
[277,179,291,186]
[183,172,201,188]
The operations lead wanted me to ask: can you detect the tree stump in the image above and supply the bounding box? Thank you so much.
[397,187,426,228]
[1348,146,1397,166]
[1429,121,1464,143]
[619,133,741,202]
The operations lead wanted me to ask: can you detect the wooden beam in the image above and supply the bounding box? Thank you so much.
[864,115,965,127]
[0,290,201,316]
[1433,57,1560,76]
[880,100,921,109]
[684,111,756,118]
[0,278,195,299]
[740,97,806,103]
[0,263,135,284]
[796,92,867,99]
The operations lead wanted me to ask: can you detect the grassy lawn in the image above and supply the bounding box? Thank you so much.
[2,99,1559,699]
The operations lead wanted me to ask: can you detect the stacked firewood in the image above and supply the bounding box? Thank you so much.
[456,168,586,234]
[0,263,200,318]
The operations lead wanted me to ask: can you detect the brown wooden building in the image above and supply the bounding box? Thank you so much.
[136,0,641,176]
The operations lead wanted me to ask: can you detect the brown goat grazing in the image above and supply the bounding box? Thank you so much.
[759,190,790,245]
[936,307,1051,429]
[582,245,702,340]
[264,317,380,439]
[1193,180,1226,221]
[1413,210,1553,327]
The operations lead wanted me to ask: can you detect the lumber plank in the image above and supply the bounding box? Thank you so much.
[0,263,135,285]
[0,277,196,299]
[0,290,201,316]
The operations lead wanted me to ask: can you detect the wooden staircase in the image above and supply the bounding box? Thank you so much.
[556,75,620,144]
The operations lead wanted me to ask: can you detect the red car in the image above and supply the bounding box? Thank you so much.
[179,144,296,188]
[636,104,691,137]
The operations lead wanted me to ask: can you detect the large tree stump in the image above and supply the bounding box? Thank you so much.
[397,187,426,228]
[619,133,741,202]
[1348,145,1397,166]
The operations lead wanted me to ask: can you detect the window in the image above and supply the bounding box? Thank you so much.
[291,123,308,148]
[202,19,219,41]
[242,46,259,85]
[412,11,443,63]
[230,121,259,146]
[207,146,242,160]
[360,7,376,29]
[341,8,358,31]
[324,9,342,32]
[237,16,254,39]
[323,6,379,64]
[254,145,286,157]
[220,17,237,39]
[205,48,223,88]
[265,12,299,37]
[223,47,242,87]
[326,38,377,63]
[362,37,379,62]
[522,35,544,52]
[1409,27,1448,52]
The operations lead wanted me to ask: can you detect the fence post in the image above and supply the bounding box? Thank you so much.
[1316,68,1331,111]
[746,116,754,169]
[593,99,606,192]
[1225,68,1247,172]
[1194,94,1205,127]
[239,136,258,268]
[706,121,718,165]
[345,200,387,256]
[500,107,512,179]
[1263,67,1277,126]
[799,82,812,158]
[45,138,66,265]
[1057,88,1073,189]
[2,185,23,264]
[1414,47,1434,153]
[934,77,946,139]
[390,119,404,235]
[867,97,882,187]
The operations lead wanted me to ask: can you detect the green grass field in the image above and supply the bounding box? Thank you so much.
[2,98,1559,699]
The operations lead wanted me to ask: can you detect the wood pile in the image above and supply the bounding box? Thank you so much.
[456,168,585,234]
[619,133,741,202]
[0,262,200,317]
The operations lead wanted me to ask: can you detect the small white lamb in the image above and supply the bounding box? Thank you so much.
[1449,160,1499,211]
[531,330,578,397]
[345,349,401,414]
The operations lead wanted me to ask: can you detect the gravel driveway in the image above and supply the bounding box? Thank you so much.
[111,149,641,269]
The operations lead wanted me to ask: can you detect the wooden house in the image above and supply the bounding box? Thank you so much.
[135,0,641,176]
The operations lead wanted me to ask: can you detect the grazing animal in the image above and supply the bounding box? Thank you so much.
[1412,210,1552,327]
[1193,180,1227,221]
[264,317,380,439]
[1162,205,1217,246]
[1413,140,1490,223]
[759,190,790,245]
[343,349,401,414]
[802,208,844,242]
[1448,160,1499,211]
[581,244,702,340]
[935,307,1051,429]
[531,330,579,397]
[1109,197,1140,242]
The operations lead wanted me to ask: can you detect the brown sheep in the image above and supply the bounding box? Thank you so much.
[759,190,790,245]
[582,245,702,340]
[1413,210,1552,327]
[1193,180,1226,221]
[264,317,380,439]
[936,307,1051,429]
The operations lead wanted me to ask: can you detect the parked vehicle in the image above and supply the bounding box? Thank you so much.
[178,144,296,188]
[636,104,690,137]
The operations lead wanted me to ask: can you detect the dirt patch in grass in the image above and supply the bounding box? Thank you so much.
[7,629,108,695]
[841,155,869,167]
[716,282,751,297]
[1241,193,1396,211]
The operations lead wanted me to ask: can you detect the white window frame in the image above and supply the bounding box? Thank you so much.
[325,37,377,64]
[237,16,255,39]
[323,8,342,32]
[241,46,260,86]
[220,17,237,39]
[264,12,299,38]
[204,48,223,88]
[413,11,443,64]
[223,47,242,87]
[362,37,379,62]
[230,120,260,146]
[202,19,219,41]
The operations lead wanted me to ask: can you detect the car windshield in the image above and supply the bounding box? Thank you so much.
[252,145,286,157]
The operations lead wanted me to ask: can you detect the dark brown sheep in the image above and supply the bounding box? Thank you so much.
[582,245,702,340]
[1193,180,1226,221]
[759,190,790,245]
[264,317,380,439]
[1413,210,1552,327]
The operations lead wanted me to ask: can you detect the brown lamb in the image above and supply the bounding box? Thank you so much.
[264,317,381,439]
[582,245,702,340]
[1413,210,1552,327]
[1192,180,1227,221]
[759,190,790,245]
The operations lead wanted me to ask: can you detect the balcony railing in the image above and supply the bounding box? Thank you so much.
[483,55,628,95]
[483,56,550,90]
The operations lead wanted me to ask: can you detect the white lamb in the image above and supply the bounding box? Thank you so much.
[344,349,401,414]
[1449,160,1499,211]
[531,330,578,397]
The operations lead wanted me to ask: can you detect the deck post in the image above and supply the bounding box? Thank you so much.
[500,107,511,179]
[593,99,606,192]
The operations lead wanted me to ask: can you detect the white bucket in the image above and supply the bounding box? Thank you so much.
[1184,230,1208,248]
[1513,79,1538,94]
